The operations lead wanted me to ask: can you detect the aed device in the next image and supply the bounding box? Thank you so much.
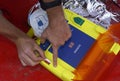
[27,9,120,81]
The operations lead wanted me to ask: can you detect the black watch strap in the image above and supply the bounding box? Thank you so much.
[39,0,62,10]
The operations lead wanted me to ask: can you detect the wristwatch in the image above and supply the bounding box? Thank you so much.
[39,0,62,10]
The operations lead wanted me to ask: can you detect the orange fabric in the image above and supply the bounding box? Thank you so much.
[74,23,120,81]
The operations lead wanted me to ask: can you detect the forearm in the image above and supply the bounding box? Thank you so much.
[0,13,29,44]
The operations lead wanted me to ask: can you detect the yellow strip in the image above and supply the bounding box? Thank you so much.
[40,49,77,81]
[27,28,34,37]
[26,9,108,81]
[64,9,106,39]
[109,43,120,55]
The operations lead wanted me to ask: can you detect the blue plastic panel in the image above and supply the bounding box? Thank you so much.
[40,25,95,68]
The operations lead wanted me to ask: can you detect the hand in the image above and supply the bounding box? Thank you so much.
[15,37,45,66]
[40,6,71,67]
[0,13,45,67]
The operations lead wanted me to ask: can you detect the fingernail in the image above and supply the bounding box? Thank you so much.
[54,65,57,67]
[53,63,57,67]
[44,58,51,65]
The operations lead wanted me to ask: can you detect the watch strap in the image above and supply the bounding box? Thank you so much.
[39,0,62,10]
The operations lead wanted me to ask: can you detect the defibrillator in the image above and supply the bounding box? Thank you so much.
[27,9,120,81]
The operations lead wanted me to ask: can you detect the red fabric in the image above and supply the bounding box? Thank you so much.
[0,0,38,32]
[0,0,61,81]
[104,0,120,24]
[0,0,120,81]
[0,36,61,81]
[99,53,120,81]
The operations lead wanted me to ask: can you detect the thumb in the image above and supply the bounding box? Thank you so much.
[40,31,47,44]
[40,37,46,44]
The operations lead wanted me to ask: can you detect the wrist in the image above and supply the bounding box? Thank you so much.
[46,6,64,17]
[46,6,66,28]
[7,29,30,45]
[14,34,30,45]
[47,6,65,22]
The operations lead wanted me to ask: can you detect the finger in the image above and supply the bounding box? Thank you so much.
[18,53,28,66]
[40,30,48,44]
[52,45,58,67]
[67,31,72,39]
[21,53,40,66]
[65,31,72,41]
[34,45,46,59]
[58,39,65,46]
[40,37,46,44]
[20,59,27,66]
[26,50,45,62]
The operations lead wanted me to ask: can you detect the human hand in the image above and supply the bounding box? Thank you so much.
[15,37,45,66]
[0,13,45,67]
[40,6,71,67]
